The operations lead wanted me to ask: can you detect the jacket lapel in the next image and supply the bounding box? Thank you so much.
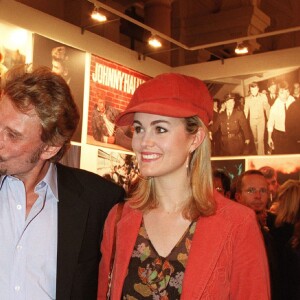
[56,164,90,300]
[112,207,143,299]
[181,211,231,299]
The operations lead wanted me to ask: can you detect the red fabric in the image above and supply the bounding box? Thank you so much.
[98,192,270,300]
[115,73,213,127]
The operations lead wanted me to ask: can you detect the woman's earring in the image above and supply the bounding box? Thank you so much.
[186,153,191,174]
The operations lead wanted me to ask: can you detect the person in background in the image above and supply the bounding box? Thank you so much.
[213,169,231,198]
[210,93,251,156]
[285,91,300,154]
[210,98,221,155]
[244,82,270,155]
[51,46,71,84]
[266,80,278,107]
[0,65,125,300]
[259,166,280,209]
[269,180,300,300]
[0,50,8,84]
[98,73,270,299]
[235,170,282,300]
[92,98,133,150]
[292,82,300,101]
[267,80,295,154]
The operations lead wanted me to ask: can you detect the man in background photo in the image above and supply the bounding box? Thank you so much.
[92,98,133,150]
[244,82,270,155]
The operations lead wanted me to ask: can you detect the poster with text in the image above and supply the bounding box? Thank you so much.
[87,55,151,151]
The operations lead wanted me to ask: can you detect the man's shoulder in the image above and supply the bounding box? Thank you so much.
[56,163,124,193]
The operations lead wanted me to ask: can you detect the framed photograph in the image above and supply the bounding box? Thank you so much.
[208,66,300,157]
[0,22,31,81]
[86,54,151,151]
[32,34,85,142]
[247,155,300,184]
[96,148,138,193]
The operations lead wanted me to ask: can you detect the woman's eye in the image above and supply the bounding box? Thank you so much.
[155,126,167,133]
[133,126,143,134]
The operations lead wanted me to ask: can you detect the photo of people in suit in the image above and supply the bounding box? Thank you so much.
[32,34,85,142]
[209,67,300,157]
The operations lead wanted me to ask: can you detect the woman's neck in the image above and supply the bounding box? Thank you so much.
[153,175,191,214]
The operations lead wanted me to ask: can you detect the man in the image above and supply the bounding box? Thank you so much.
[285,92,300,154]
[259,166,280,207]
[0,65,125,300]
[266,80,277,107]
[51,46,71,84]
[292,82,300,101]
[235,170,282,300]
[92,98,133,150]
[213,169,231,198]
[267,80,295,154]
[244,82,270,155]
[211,93,251,156]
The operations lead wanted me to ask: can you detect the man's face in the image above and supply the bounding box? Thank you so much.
[265,175,279,201]
[0,94,45,180]
[278,88,290,102]
[294,83,300,95]
[250,86,259,96]
[224,99,235,111]
[213,177,225,195]
[236,174,269,213]
[268,84,277,94]
[52,59,64,75]
[97,99,106,113]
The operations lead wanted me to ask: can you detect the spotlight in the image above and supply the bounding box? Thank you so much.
[235,41,249,54]
[148,35,162,48]
[91,6,107,22]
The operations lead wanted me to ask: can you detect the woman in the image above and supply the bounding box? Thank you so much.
[269,180,300,299]
[98,73,270,299]
[210,93,251,156]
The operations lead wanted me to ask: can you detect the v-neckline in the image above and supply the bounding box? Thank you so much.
[141,219,195,259]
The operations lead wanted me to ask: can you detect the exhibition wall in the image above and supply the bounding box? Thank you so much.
[1,0,299,191]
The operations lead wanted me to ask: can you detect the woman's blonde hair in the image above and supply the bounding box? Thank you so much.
[127,116,215,220]
[275,179,300,227]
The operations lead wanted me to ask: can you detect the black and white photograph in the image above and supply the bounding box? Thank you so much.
[32,34,86,142]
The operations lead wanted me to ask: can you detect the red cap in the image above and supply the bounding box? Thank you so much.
[115,73,213,126]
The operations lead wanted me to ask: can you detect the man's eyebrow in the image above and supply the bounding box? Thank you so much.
[5,126,23,138]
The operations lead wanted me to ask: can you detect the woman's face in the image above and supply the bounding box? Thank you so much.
[132,113,200,179]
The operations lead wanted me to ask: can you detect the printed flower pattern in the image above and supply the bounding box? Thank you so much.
[122,221,196,300]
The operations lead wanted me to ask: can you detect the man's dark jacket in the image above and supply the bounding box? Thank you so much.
[55,163,124,300]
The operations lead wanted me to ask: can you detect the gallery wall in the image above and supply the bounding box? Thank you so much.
[1,0,299,190]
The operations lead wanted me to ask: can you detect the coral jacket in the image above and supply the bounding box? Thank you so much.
[98,192,270,299]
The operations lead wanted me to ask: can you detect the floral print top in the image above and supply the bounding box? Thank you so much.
[122,220,196,300]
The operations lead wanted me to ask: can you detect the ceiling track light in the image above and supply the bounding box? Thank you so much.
[148,35,162,48]
[91,6,107,22]
[235,41,249,54]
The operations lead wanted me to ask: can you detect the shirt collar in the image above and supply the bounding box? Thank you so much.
[39,163,59,201]
[0,163,58,201]
[0,175,6,190]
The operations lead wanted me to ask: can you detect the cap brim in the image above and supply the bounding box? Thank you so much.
[116,101,211,127]
[116,102,199,126]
